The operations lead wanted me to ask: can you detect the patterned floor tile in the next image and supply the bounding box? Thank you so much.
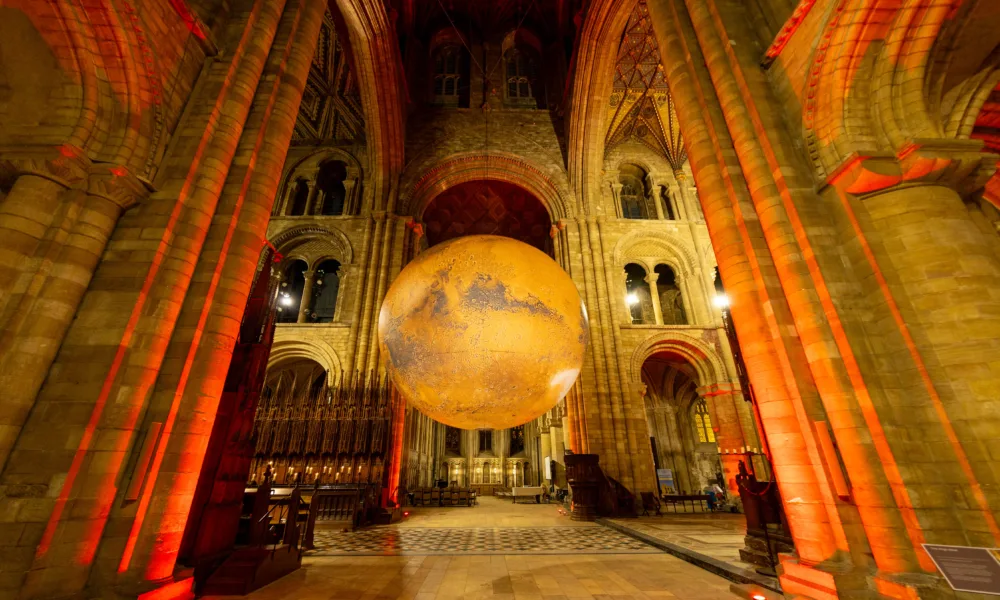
[308,526,660,556]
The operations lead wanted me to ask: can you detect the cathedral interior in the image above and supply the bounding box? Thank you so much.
[1,0,999,598]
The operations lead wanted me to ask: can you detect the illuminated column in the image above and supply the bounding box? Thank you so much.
[644,272,664,325]
[646,175,666,220]
[697,384,744,496]
[610,182,623,217]
[98,0,326,590]
[306,171,322,215]
[0,153,145,471]
[297,270,316,323]
[539,418,552,483]
[648,0,846,571]
[666,181,688,221]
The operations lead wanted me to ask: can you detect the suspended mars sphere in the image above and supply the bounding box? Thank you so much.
[378,235,588,430]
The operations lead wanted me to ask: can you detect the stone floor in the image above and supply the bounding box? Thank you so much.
[208,497,743,599]
[604,512,780,592]
[607,512,749,569]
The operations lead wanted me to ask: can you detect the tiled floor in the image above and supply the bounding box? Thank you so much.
[309,526,658,555]
[206,497,742,599]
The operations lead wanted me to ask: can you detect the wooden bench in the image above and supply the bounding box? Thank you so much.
[660,494,711,513]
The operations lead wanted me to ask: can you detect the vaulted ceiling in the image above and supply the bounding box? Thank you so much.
[292,11,366,144]
[605,0,685,169]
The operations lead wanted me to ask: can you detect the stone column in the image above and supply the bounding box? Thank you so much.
[344,167,360,214]
[306,172,322,215]
[562,415,572,451]
[343,178,357,216]
[648,0,846,571]
[610,182,623,217]
[650,188,666,222]
[298,269,316,323]
[666,181,688,221]
[539,418,552,483]
[0,157,144,472]
[697,384,745,497]
[644,272,664,325]
[645,175,666,220]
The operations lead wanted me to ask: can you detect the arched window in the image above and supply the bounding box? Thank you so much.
[479,429,493,453]
[311,259,341,323]
[693,400,716,444]
[618,166,655,219]
[432,45,464,105]
[445,426,461,455]
[509,425,525,455]
[276,260,308,323]
[625,263,654,324]
[655,264,687,325]
[289,178,309,216]
[316,160,347,216]
[505,47,539,106]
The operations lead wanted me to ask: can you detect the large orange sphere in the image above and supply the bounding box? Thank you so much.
[378,235,588,429]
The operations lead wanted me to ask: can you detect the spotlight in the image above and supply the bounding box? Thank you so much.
[403,511,410,517]
[625,293,639,306]
[280,294,294,307]
[752,594,766,600]
[713,294,730,308]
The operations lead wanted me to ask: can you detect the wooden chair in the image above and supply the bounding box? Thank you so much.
[640,491,662,517]
[430,489,441,506]
[421,490,432,506]
[458,489,470,506]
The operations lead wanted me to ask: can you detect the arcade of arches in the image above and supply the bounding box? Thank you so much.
[1,0,999,599]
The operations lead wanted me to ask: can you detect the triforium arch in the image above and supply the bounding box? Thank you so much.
[276,148,365,216]
[270,224,355,266]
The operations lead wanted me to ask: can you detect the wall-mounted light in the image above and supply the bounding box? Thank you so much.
[713,294,730,308]
[280,293,294,307]
[625,293,639,306]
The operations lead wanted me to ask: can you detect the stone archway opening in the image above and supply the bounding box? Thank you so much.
[640,350,724,498]
[421,179,553,254]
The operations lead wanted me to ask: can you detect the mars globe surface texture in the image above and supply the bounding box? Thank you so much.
[377,235,588,430]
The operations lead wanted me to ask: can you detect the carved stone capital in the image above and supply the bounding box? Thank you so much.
[828,140,998,197]
[0,145,91,189]
[86,165,149,210]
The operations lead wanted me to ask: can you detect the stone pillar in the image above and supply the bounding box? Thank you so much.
[648,0,846,572]
[306,172,322,215]
[648,177,666,220]
[298,269,316,323]
[673,170,698,220]
[344,167,359,214]
[343,178,357,216]
[644,272,664,325]
[0,157,144,473]
[539,419,552,483]
[561,415,572,451]
[697,384,745,497]
[610,182,623,217]
[667,182,688,221]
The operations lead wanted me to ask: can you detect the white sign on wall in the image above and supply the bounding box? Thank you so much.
[544,456,552,480]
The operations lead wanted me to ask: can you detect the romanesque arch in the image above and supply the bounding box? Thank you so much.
[400,152,572,221]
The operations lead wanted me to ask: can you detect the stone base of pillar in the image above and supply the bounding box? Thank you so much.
[776,555,865,600]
